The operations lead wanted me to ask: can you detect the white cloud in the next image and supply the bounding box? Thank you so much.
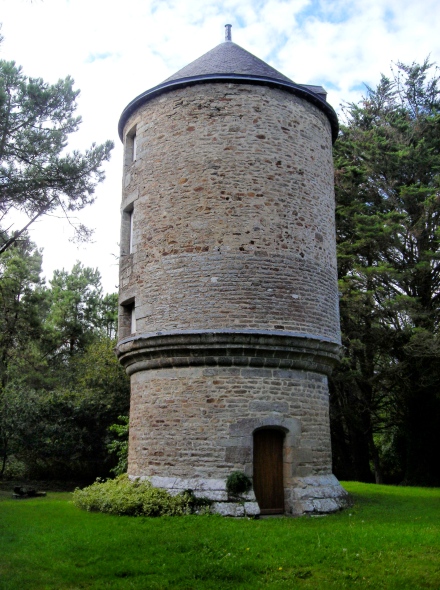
[1,0,439,292]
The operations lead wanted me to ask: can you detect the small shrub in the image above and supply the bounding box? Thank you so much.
[181,489,213,513]
[2,457,26,479]
[226,471,252,496]
[72,475,191,516]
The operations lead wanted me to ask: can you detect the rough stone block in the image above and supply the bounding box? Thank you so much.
[225,446,252,463]
[249,401,289,413]
[311,498,340,513]
[244,502,260,516]
[212,502,245,517]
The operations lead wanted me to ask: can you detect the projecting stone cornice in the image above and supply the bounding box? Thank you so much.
[118,74,339,143]
[115,329,342,376]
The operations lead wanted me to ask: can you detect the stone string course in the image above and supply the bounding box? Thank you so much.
[116,331,341,376]
[117,81,348,515]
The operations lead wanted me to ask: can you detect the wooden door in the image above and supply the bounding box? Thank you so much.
[253,429,284,514]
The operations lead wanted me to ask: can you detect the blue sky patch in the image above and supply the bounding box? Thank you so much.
[85,52,114,64]
[350,82,369,93]
[319,80,339,91]
[297,0,354,26]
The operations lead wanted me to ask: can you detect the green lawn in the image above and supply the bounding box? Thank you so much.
[0,482,439,589]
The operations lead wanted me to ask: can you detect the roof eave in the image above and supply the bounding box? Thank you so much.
[118,74,339,143]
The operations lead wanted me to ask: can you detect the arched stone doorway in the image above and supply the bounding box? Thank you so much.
[253,428,285,514]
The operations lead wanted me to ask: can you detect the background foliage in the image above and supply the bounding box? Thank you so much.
[0,244,130,480]
[330,59,440,485]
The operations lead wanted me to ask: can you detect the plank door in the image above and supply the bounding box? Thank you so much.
[253,429,284,514]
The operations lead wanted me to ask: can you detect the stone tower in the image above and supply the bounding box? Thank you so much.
[116,27,348,515]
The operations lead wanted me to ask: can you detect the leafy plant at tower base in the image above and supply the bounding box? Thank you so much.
[226,471,253,497]
[72,475,192,516]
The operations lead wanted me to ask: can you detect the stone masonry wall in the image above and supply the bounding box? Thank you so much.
[128,366,332,482]
[118,81,348,514]
[119,83,340,344]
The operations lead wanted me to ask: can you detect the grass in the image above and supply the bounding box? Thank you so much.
[0,482,439,589]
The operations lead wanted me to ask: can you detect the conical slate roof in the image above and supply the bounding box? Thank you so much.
[162,41,294,85]
[119,37,338,142]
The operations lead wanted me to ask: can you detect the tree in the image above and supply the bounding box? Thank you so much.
[0,233,130,480]
[9,336,130,481]
[0,250,130,479]
[107,416,129,476]
[98,293,118,340]
[331,59,440,485]
[0,237,46,389]
[0,57,113,253]
[44,262,104,360]
[0,385,40,477]
[0,236,49,475]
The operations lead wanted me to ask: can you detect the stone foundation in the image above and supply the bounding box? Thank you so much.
[287,475,350,515]
[131,474,348,516]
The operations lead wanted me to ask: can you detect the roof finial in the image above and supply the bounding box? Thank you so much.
[225,24,232,42]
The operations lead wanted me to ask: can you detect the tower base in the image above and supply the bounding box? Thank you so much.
[120,331,348,516]
[130,474,349,517]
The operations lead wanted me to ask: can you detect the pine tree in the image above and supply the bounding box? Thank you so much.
[0,57,113,253]
[332,59,440,485]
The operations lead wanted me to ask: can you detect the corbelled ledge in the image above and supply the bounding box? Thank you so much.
[115,329,342,376]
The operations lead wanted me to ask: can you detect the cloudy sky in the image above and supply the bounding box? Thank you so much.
[1,0,439,293]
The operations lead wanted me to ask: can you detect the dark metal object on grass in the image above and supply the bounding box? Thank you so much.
[13,486,46,499]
